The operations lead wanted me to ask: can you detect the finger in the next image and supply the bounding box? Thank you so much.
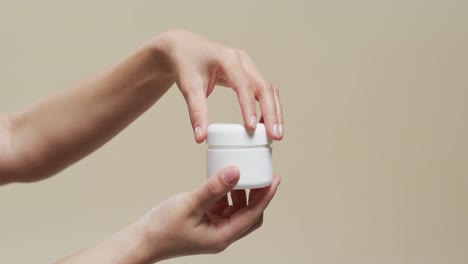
[273,86,284,138]
[207,194,229,215]
[218,49,257,130]
[231,189,247,208]
[248,186,268,205]
[220,174,281,240]
[192,166,240,213]
[248,174,281,206]
[178,75,209,143]
[234,214,263,242]
[236,85,257,130]
[237,50,280,139]
[256,82,280,140]
[206,66,218,98]
[222,205,239,218]
[206,210,225,223]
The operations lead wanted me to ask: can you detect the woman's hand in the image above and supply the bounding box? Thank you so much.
[135,166,281,262]
[1,29,282,184]
[56,167,280,264]
[150,30,284,143]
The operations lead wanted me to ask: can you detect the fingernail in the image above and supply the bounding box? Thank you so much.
[195,126,202,140]
[273,123,279,137]
[223,167,239,184]
[279,124,284,137]
[250,115,257,128]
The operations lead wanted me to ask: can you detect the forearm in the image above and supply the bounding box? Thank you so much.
[2,42,174,183]
[56,221,157,264]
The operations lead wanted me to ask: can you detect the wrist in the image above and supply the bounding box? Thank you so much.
[106,221,161,264]
[145,32,176,83]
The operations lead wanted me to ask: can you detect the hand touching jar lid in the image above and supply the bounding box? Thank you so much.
[206,123,273,189]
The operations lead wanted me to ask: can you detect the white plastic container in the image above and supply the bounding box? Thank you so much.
[206,123,273,189]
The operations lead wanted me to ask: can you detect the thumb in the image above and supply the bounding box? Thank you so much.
[192,166,240,212]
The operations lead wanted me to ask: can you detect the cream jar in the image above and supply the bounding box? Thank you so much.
[206,123,273,189]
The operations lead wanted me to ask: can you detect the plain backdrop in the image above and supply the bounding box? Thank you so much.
[0,0,467,263]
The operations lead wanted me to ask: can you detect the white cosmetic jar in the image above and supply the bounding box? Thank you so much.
[206,123,273,189]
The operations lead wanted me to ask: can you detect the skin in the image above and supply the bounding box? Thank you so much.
[57,167,281,263]
[0,29,284,263]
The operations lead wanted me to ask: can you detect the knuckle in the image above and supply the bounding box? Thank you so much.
[258,217,264,228]
[189,109,202,125]
[206,180,220,198]
[217,241,230,252]
[237,86,252,98]
[256,83,271,99]
[239,79,253,91]
[207,237,230,253]
[221,48,240,66]
[175,192,194,211]
[239,95,255,110]
[272,85,279,95]
[236,48,249,58]
[266,83,274,93]
[232,78,251,93]
[225,47,238,58]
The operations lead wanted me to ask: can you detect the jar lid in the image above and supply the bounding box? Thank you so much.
[207,123,272,147]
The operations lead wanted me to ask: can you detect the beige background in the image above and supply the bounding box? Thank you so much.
[0,0,467,263]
